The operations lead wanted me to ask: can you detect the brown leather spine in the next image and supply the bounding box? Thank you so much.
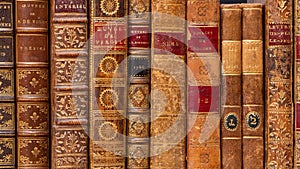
[265,0,293,167]
[295,0,300,166]
[127,0,151,168]
[150,0,186,168]
[221,4,242,169]
[241,4,264,169]
[90,0,128,168]
[50,0,89,168]
[186,0,220,168]
[15,0,49,168]
[0,1,15,168]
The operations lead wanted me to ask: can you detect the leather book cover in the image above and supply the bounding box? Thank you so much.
[127,0,151,168]
[150,0,186,168]
[186,0,220,168]
[295,0,300,166]
[220,4,242,169]
[90,0,127,168]
[15,0,49,168]
[0,0,15,168]
[50,0,89,168]
[241,4,264,169]
[265,0,293,167]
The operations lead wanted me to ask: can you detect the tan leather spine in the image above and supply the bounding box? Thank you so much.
[0,0,15,168]
[16,0,49,168]
[127,0,151,168]
[50,0,89,168]
[265,0,294,167]
[241,3,264,169]
[186,0,221,168]
[221,4,242,169]
[150,0,187,168]
[295,0,300,166]
[90,0,128,168]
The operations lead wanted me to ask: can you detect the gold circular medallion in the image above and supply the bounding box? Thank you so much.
[99,89,119,109]
[99,56,118,75]
[100,0,120,16]
[98,121,118,141]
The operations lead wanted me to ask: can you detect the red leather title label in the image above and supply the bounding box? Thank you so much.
[269,23,291,46]
[154,32,186,55]
[188,86,219,113]
[94,22,126,51]
[188,26,218,53]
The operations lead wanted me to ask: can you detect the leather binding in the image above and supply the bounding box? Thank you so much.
[241,4,264,169]
[150,0,186,168]
[90,0,127,168]
[186,0,220,168]
[127,0,151,168]
[0,0,15,168]
[15,0,49,168]
[265,0,293,167]
[50,0,89,168]
[295,0,300,166]
[220,4,242,169]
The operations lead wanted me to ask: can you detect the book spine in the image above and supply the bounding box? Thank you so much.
[0,0,15,168]
[150,0,186,168]
[221,4,242,169]
[241,4,264,169]
[50,0,89,168]
[265,0,293,167]
[15,0,49,168]
[295,0,300,167]
[90,0,127,168]
[127,0,151,168]
[186,0,220,168]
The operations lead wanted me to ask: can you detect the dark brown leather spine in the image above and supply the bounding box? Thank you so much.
[15,0,49,168]
[127,0,151,168]
[221,4,242,169]
[90,0,128,168]
[50,0,89,168]
[186,0,220,168]
[241,4,264,169]
[265,0,293,167]
[150,0,186,168]
[0,0,15,168]
[295,0,300,166]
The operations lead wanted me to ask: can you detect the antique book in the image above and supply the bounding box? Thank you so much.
[15,0,49,168]
[0,0,15,168]
[50,0,89,168]
[90,0,127,168]
[241,4,264,169]
[295,0,300,166]
[127,0,151,168]
[150,0,186,168]
[265,0,293,167]
[221,4,242,169]
[186,0,220,168]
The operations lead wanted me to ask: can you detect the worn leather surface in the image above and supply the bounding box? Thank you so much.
[221,4,242,169]
[51,0,88,168]
[16,0,49,168]
[265,0,294,167]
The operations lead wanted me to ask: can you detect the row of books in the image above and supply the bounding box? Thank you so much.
[0,0,296,169]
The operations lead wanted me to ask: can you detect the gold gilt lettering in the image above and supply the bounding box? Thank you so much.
[162,41,179,47]
[55,4,86,10]
[20,46,46,51]
[269,24,290,29]
[17,19,47,25]
[0,23,11,27]
[269,38,291,43]
[0,52,5,57]
[21,3,45,9]
[0,45,10,49]
[0,4,11,9]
